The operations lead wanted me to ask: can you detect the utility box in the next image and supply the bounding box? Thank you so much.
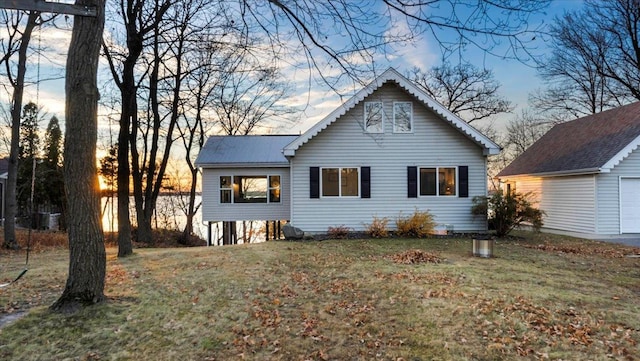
[473,237,494,258]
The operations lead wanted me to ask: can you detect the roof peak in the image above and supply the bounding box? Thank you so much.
[283,66,500,156]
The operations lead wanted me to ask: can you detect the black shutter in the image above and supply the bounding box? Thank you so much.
[361,167,370,198]
[310,167,320,198]
[407,166,417,198]
[459,166,468,198]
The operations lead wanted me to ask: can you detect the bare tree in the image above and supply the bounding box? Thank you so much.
[408,63,513,123]
[102,0,171,256]
[240,0,550,90]
[532,0,639,122]
[505,110,553,159]
[592,0,640,101]
[0,10,38,249]
[51,0,106,312]
[175,31,294,241]
[214,65,293,135]
[175,38,223,242]
[128,0,218,244]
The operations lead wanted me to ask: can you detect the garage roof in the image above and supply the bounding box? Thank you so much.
[498,101,640,177]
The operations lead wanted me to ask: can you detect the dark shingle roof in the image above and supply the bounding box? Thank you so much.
[195,135,298,168]
[498,102,640,177]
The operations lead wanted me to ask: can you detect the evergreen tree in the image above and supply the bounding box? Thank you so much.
[19,102,40,160]
[99,143,118,195]
[44,116,62,168]
[17,102,41,217]
[42,116,66,225]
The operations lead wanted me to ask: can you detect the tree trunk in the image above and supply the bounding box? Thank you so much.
[116,87,134,256]
[134,197,154,244]
[180,167,198,244]
[3,12,38,250]
[51,0,106,313]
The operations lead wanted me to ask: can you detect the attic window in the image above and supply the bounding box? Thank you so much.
[364,101,384,133]
[393,102,412,133]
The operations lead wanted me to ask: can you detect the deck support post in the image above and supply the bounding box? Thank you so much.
[222,221,236,245]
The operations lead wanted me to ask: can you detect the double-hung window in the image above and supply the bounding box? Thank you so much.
[419,167,457,196]
[364,101,384,133]
[322,167,359,197]
[220,176,232,203]
[393,102,412,133]
[269,176,281,202]
[219,175,281,203]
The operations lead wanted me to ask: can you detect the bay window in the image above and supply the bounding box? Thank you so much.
[219,175,280,203]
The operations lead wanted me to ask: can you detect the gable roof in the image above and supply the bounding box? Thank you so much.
[498,101,640,177]
[283,67,501,157]
[195,135,298,168]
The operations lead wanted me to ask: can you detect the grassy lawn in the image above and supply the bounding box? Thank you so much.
[1,231,639,360]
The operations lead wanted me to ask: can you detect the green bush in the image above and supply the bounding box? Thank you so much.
[395,209,436,238]
[471,191,545,237]
[365,216,390,238]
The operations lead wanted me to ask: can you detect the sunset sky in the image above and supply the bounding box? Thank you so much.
[2,0,584,152]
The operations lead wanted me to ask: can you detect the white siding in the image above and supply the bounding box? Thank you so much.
[596,148,640,235]
[539,175,596,233]
[201,167,290,221]
[290,83,489,233]
[508,176,543,206]
[505,175,597,234]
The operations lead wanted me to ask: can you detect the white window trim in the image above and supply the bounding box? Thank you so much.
[320,167,361,198]
[219,176,232,204]
[219,174,281,204]
[268,175,281,203]
[418,166,458,197]
[364,101,384,134]
[393,101,413,133]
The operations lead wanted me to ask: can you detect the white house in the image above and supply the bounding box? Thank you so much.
[497,101,640,239]
[195,68,501,244]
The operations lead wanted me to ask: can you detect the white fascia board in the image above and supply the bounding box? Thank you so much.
[600,134,640,172]
[196,162,290,169]
[283,67,501,157]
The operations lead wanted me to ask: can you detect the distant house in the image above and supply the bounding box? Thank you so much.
[497,102,640,239]
[195,68,500,244]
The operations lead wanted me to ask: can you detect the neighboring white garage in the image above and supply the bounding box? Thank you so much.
[498,101,640,239]
[620,178,640,233]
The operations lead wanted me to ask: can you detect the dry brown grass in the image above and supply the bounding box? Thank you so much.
[1,231,639,360]
[0,229,69,253]
[0,228,205,254]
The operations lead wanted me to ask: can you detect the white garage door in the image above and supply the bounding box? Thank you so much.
[620,178,640,233]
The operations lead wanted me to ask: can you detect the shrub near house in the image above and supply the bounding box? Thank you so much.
[471,191,544,237]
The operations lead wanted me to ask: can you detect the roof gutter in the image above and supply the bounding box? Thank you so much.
[499,167,603,179]
[195,162,291,169]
